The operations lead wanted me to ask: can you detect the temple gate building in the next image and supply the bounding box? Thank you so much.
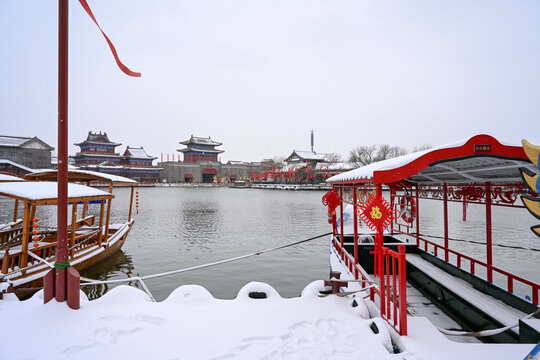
[72,131,161,182]
[159,135,263,183]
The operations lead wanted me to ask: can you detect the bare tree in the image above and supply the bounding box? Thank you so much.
[412,144,432,152]
[349,145,377,166]
[323,153,342,165]
[389,146,408,158]
[375,144,393,161]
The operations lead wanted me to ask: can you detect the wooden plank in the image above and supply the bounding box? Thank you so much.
[19,203,31,270]
[13,199,18,222]
[70,202,77,258]
[98,200,105,247]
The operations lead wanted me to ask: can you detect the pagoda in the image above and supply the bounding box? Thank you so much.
[72,131,122,167]
[72,131,161,182]
[178,135,224,163]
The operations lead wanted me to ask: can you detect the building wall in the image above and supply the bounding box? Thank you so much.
[159,162,263,183]
[0,146,51,169]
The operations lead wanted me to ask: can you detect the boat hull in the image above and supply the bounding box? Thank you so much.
[8,221,133,293]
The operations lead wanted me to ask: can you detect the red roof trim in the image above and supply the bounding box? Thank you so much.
[202,168,218,175]
[373,134,527,184]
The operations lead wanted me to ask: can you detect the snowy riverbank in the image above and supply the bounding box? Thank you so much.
[1,281,535,360]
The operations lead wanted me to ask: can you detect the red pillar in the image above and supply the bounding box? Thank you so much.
[443,182,449,262]
[353,184,359,279]
[486,182,493,283]
[415,185,420,247]
[339,187,344,257]
[55,0,69,302]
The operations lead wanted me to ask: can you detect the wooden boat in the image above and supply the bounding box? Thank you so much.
[324,134,540,344]
[229,180,251,189]
[0,170,137,291]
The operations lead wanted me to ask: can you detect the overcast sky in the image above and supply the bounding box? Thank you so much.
[1,0,539,163]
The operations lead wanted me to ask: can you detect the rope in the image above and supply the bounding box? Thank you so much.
[405,232,540,253]
[80,232,332,284]
[438,308,540,337]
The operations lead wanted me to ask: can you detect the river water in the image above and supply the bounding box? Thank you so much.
[1,186,538,301]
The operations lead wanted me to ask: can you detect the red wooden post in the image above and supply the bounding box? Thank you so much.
[43,268,55,304]
[443,182,449,262]
[390,187,395,235]
[340,186,344,259]
[353,185,359,279]
[415,185,420,247]
[55,0,69,303]
[398,244,407,335]
[486,182,493,283]
[67,267,80,309]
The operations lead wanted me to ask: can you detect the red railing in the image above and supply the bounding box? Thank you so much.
[331,236,408,335]
[380,245,407,335]
[415,235,539,305]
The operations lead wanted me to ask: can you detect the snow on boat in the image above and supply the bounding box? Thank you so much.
[324,134,540,345]
[0,170,137,292]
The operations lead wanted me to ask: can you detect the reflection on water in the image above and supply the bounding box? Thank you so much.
[1,187,539,302]
[80,250,136,300]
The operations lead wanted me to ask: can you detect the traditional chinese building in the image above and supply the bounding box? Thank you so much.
[178,135,224,163]
[72,131,161,182]
[159,135,263,183]
[0,135,54,171]
[72,131,122,167]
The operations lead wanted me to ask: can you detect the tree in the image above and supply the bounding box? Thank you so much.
[412,144,432,152]
[349,145,377,166]
[323,153,342,165]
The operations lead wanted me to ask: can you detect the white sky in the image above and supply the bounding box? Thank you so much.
[1,0,539,163]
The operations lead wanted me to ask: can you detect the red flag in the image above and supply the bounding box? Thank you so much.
[79,0,141,77]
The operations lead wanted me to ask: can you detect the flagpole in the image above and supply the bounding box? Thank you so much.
[56,0,69,302]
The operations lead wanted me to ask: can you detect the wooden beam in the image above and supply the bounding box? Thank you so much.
[104,198,112,245]
[70,202,77,258]
[98,200,105,247]
[19,203,31,270]
[81,200,87,219]
[13,199,18,222]
[128,186,134,221]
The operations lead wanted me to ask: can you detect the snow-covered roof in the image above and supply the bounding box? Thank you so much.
[74,131,121,146]
[179,135,222,146]
[0,136,54,150]
[124,146,156,159]
[285,150,325,162]
[0,159,35,173]
[0,174,24,182]
[328,134,536,185]
[25,169,138,185]
[0,181,113,202]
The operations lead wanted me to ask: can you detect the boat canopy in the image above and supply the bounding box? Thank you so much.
[0,181,113,204]
[24,169,137,186]
[327,134,537,185]
[0,174,24,182]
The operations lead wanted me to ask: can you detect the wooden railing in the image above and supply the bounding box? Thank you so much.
[1,228,102,275]
[416,235,539,305]
[0,225,23,249]
[332,236,408,335]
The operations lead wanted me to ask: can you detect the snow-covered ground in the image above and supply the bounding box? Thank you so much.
[1,281,535,360]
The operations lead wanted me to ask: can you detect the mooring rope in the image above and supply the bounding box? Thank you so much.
[438,308,540,337]
[402,232,540,253]
[79,232,333,287]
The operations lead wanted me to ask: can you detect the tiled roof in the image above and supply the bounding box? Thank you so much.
[177,146,224,154]
[179,135,222,146]
[124,146,156,159]
[74,131,121,147]
[0,135,54,150]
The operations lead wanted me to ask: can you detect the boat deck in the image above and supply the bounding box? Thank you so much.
[406,253,527,335]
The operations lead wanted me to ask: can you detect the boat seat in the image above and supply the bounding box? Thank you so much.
[406,253,527,335]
